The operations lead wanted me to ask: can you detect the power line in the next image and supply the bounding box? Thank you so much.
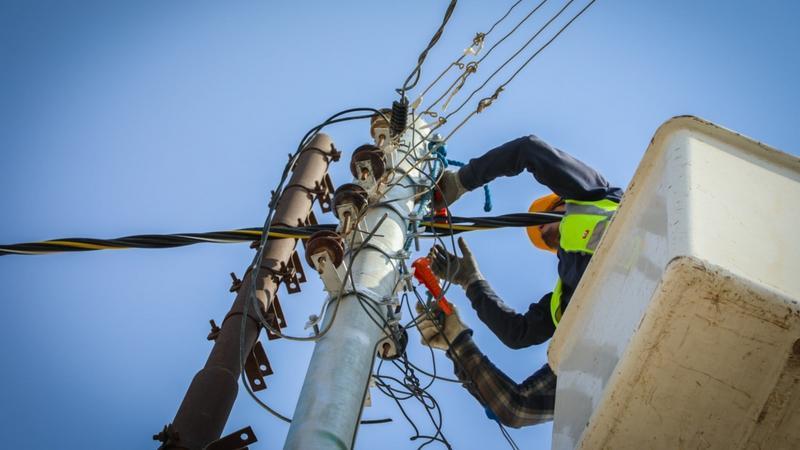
[444,0,579,120]
[423,0,550,114]
[441,0,599,142]
[0,213,562,256]
[399,0,459,95]
[415,0,525,105]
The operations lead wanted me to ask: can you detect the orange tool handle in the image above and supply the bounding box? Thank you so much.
[432,191,448,218]
[411,257,454,316]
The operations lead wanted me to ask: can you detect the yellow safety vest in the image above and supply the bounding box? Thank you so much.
[550,198,619,326]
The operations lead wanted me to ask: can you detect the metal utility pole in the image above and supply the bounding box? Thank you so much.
[159,134,339,450]
[285,114,428,449]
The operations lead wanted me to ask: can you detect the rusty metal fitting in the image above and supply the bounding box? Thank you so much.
[229,272,242,292]
[153,423,180,447]
[207,319,221,341]
[370,108,393,142]
[327,143,342,162]
[305,230,344,271]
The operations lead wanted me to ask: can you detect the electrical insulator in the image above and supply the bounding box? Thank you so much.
[390,98,408,137]
[349,144,386,187]
[370,109,393,147]
[332,183,369,234]
[305,230,344,272]
[305,230,348,295]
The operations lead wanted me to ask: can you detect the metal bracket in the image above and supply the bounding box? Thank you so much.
[205,426,258,450]
[264,295,287,340]
[263,258,301,294]
[310,251,348,296]
[290,251,307,285]
[275,248,307,294]
[315,174,335,213]
[243,341,273,392]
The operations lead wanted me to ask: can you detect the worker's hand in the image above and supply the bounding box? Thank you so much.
[429,237,484,289]
[432,170,468,210]
[417,303,468,351]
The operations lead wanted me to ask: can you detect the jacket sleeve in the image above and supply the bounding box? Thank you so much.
[465,280,556,349]
[446,331,556,428]
[457,135,621,201]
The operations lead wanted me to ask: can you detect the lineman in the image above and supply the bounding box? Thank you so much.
[419,135,623,427]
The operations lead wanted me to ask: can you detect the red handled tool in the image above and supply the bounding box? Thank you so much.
[411,257,454,316]
[432,190,448,218]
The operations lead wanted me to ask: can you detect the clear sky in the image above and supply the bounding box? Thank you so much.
[1,1,798,449]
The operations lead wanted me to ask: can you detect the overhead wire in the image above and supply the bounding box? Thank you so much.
[398,0,459,96]
[0,213,562,256]
[423,0,550,114]
[442,0,577,120]
[440,0,598,142]
[414,0,525,107]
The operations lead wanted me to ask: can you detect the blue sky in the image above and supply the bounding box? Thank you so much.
[1,1,798,449]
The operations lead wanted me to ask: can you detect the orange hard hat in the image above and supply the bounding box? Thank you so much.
[526,193,562,253]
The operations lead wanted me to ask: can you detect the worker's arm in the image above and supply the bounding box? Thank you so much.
[446,331,556,428]
[457,135,623,201]
[466,280,556,349]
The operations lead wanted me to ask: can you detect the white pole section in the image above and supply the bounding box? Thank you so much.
[284,117,430,450]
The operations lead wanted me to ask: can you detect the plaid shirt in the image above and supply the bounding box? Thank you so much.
[446,330,556,428]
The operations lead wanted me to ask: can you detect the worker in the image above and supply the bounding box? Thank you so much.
[418,134,623,427]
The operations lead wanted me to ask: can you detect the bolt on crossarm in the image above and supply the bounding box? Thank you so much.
[285,115,431,449]
[160,133,339,450]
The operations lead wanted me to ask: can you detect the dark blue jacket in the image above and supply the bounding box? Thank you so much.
[457,135,623,348]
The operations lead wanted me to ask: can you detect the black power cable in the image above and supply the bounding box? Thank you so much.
[0,213,563,256]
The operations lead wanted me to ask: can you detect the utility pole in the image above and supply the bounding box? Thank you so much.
[158,133,339,450]
[285,114,429,449]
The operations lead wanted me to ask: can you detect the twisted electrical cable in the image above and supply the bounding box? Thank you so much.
[398,0,459,95]
[0,213,562,256]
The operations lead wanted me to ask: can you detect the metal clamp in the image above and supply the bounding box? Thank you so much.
[264,295,287,340]
[315,174,336,213]
[243,341,274,392]
[377,324,408,361]
[205,426,258,450]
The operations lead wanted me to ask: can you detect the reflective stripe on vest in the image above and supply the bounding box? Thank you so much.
[558,198,618,255]
[551,198,619,326]
[550,278,563,326]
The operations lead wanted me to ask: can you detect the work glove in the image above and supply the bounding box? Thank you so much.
[428,237,484,289]
[417,302,468,351]
[432,169,468,210]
